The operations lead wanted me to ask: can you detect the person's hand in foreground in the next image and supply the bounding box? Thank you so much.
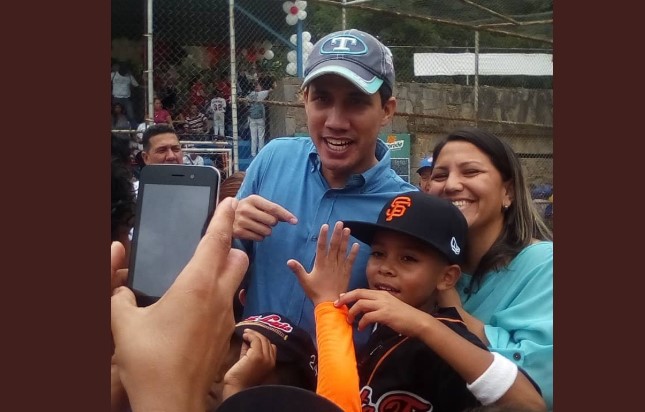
[111,197,249,412]
[111,241,129,412]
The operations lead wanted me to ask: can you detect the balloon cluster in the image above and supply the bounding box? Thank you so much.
[182,46,225,70]
[240,40,275,64]
[285,32,314,76]
[283,1,308,25]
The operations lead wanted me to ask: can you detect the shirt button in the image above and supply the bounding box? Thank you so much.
[513,352,521,361]
[311,236,318,241]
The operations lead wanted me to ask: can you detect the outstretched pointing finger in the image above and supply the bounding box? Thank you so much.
[248,195,298,225]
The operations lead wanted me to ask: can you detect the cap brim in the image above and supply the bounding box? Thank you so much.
[302,62,383,95]
[343,220,454,264]
[416,166,431,174]
[342,221,383,245]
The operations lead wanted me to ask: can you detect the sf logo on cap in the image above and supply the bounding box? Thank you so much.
[385,196,411,221]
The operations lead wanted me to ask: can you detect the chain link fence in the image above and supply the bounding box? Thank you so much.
[112,0,553,224]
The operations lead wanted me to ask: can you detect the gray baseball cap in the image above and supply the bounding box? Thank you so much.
[302,29,395,95]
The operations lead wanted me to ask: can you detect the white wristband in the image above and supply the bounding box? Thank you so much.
[466,352,519,405]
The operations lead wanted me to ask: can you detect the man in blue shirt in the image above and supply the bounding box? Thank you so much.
[233,29,418,350]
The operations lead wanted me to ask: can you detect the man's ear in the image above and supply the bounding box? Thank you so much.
[141,151,149,165]
[380,97,397,126]
[436,264,461,291]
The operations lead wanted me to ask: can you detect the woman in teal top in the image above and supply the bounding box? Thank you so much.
[428,127,553,410]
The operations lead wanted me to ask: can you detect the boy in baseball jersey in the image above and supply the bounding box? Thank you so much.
[289,191,546,412]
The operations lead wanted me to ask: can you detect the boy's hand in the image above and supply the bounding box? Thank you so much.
[223,329,277,399]
[335,289,429,338]
[287,222,359,306]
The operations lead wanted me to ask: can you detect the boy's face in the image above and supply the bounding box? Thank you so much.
[366,230,449,313]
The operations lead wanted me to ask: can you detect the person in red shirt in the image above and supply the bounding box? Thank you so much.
[153,97,173,128]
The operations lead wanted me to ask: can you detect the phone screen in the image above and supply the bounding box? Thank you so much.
[128,165,220,306]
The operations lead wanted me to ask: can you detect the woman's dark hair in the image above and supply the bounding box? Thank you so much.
[432,127,552,295]
[219,171,246,202]
[111,134,136,242]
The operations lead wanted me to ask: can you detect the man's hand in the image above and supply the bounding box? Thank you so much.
[287,222,359,306]
[233,194,298,241]
[111,197,249,412]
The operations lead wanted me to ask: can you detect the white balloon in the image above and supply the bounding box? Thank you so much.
[297,10,307,20]
[303,52,310,65]
[264,50,274,60]
[286,62,297,76]
[290,34,298,45]
[282,1,292,13]
[295,1,307,10]
[262,40,273,51]
[303,41,314,53]
[302,31,311,42]
[286,14,298,25]
[287,50,297,63]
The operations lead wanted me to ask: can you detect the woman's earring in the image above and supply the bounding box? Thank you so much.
[502,203,510,212]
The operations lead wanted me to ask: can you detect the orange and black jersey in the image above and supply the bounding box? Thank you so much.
[357,307,485,412]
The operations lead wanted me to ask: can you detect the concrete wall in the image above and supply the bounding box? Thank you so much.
[269,78,553,187]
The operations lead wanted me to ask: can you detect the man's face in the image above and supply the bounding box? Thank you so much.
[304,74,396,188]
[142,133,183,165]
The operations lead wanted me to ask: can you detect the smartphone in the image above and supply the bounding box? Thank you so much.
[128,164,221,306]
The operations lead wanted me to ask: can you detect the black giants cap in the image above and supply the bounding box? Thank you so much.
[217,385,343,412]
[302,29,395,95]
[343,191,467,265]
[235,313,318,390]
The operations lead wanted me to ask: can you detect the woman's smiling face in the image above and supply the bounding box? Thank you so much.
[428,140,512,234]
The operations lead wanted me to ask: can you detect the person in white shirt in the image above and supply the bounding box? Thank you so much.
[246,82,272,157]
[183,149,205,166]
[111,61,140,128]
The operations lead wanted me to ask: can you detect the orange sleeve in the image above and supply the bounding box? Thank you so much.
[315,302,361,412]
